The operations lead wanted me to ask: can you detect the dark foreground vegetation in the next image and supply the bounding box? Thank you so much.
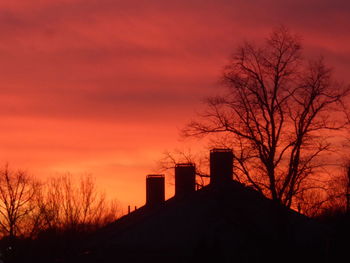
[0,165,119,262]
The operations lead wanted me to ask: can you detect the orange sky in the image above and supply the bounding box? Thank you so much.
[0,0,350,211]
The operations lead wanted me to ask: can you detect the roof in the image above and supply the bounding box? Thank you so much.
[80,181,330,263]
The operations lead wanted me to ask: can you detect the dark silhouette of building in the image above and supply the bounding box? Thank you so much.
[175,163,196,197]
[146,174,165,207]
[81,148,330,263]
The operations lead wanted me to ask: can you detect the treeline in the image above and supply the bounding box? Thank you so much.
[0,165,119,262]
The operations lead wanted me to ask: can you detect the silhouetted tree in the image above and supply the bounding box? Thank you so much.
[183,27,349,208]
[324,162,350,215]
[0,168,120,262]
[39,174,119,232]
[344,164,350,212]
[0,165,40,238]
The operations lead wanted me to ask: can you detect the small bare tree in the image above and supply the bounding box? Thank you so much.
[325,162,350,214]
[183,27,349,208]
[346,166,350,211]
[0,165,40,238]
[39,174,119,232]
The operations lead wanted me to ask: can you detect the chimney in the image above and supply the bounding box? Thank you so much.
[210,148,233,185]
[175,163,196,197]
[146,174,165,207]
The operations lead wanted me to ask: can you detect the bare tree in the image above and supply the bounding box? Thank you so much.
[346,165,350,211]
[324,162,350,214]
[183,27,349,208]
[0,165,40,238]
[39,174,119,232]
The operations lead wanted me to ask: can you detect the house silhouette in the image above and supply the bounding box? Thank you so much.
[80,149,330,263]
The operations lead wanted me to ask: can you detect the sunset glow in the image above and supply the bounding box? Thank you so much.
[1,0,349,210]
